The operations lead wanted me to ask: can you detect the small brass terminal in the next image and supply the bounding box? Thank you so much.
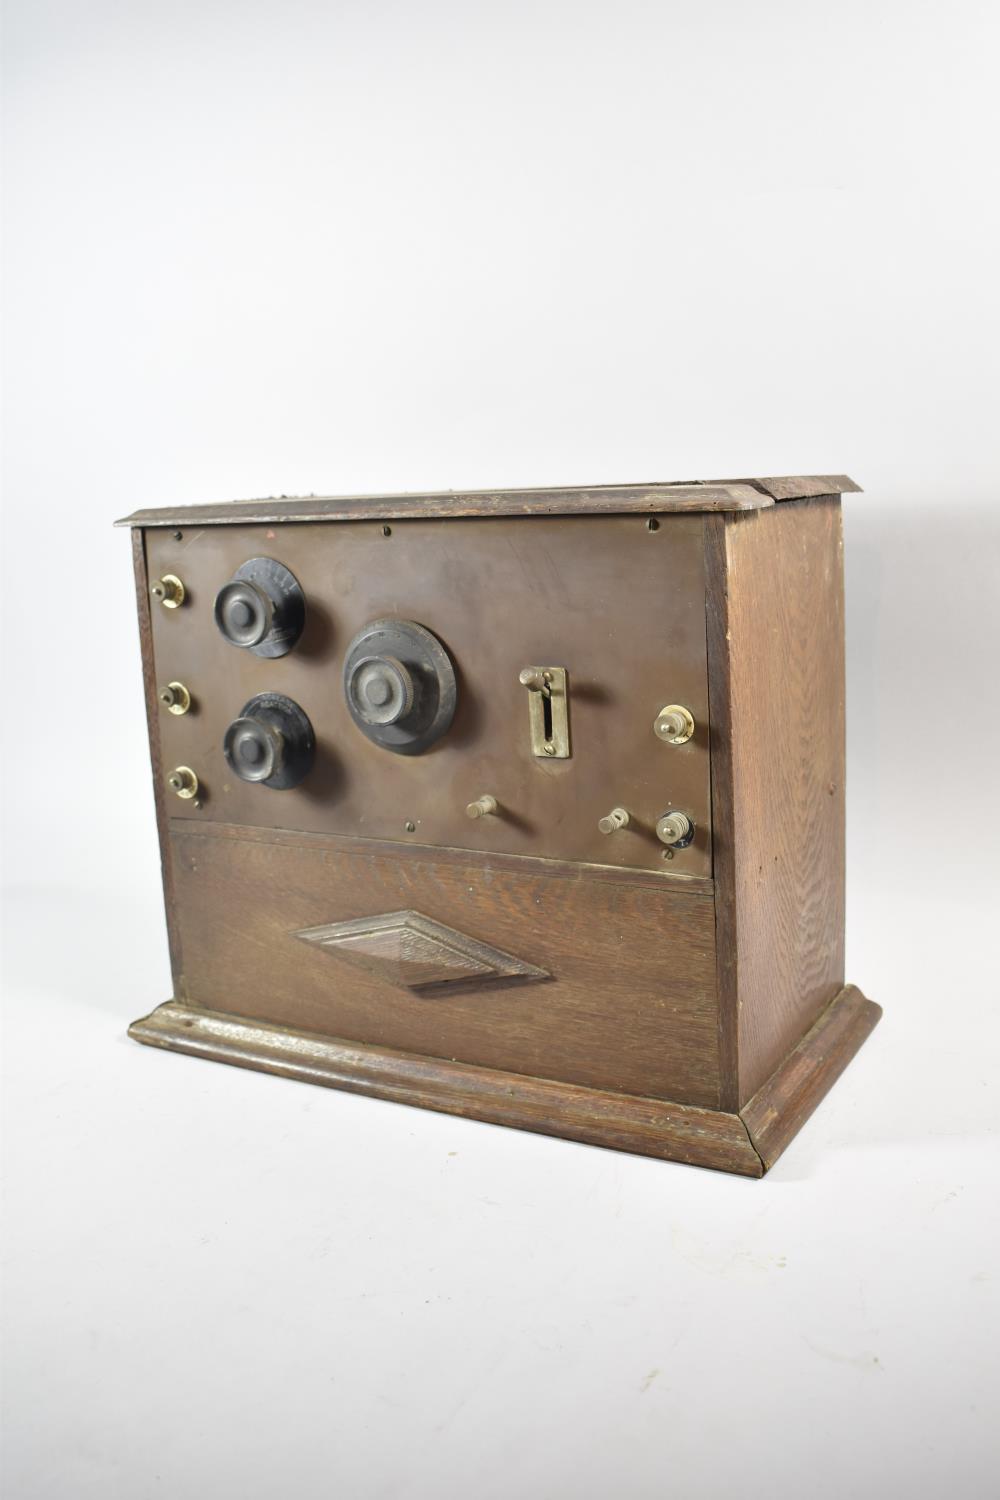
[654,704,695,745]
[151,574,186,609]
[598,807,630,835]
[167,766,199,800]
[159,681,192,715]
[655,810,693,847]
[519,667,552,696]
[466,795,498,820]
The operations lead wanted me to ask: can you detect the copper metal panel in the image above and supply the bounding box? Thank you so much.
[145,514,712,876]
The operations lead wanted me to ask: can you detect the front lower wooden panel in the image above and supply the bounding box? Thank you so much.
[168,824,721,1108]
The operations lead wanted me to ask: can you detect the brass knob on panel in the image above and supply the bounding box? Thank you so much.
[466,795,498,820]
[655,810,694,847]
[654,705,695,745]
[159,681,191,715]
[167,766,199,800]
[151,574,186,609]
[519,667,552,696]
[598,807,630,835]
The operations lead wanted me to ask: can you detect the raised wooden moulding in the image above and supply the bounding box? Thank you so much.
[123,475,881,1175]
[294,909,549,993]
[128,984,881,1178]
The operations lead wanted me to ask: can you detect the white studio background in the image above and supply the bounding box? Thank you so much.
[2,3,998,1497]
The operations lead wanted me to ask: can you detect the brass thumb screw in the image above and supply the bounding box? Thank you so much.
[654,705,695,745]
[168,766,199,800]
[655,811,693,847]
[151,574,186,609]
[159,681,191,715]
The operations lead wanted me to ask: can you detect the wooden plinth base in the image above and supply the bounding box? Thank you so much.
[128,983,880,1176]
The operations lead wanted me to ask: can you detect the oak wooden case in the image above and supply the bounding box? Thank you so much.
[120,475,880,1175]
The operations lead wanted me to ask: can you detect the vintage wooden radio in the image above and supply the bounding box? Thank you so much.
[120,475,880,1175]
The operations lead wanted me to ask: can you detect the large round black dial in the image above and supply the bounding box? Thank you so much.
[214,558,305,658]
[343,619,457,755]
[223,692,315,789]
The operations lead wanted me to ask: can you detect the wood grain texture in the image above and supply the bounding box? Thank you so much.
[169,817,715,895]
[116,482,773,527]
[167,824,722,1107]
[711,475,861,501]
[741,984,882,1169]
[132,529,184,987]
[124,482,879,1173]
[704,516,741,1109]
[129,1001,763,1175]
[707,496,847,1105]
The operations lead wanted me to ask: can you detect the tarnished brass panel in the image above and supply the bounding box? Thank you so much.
[145,513,712,875]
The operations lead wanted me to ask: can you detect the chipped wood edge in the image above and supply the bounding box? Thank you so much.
[128,1002,764,1176]
[711,475,862,501]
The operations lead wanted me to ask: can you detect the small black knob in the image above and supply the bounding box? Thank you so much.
[214,558,305,658]
[223,693,315,789]
[343,619,457,755]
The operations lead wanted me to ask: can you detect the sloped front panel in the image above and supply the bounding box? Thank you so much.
[294,909,549,993]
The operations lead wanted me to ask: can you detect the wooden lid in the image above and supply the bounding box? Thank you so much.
[116,474,860,527]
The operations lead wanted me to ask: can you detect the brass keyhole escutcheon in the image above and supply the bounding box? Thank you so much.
[151,574,186,609]
[519,665,570,759]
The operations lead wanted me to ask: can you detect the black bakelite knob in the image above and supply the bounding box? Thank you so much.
[343,619,456,754]
[223,693,315,789]
[214,558,305,658]
[350,656,415,726]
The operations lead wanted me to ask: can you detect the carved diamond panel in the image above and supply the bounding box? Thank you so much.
[294,909,549,993]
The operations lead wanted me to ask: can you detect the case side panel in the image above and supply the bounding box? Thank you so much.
[705,516,741,1111]
[132,527,185,993]
[712,497,847,1106]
